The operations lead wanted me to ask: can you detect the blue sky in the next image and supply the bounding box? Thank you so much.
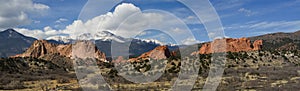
[1,0,300,45]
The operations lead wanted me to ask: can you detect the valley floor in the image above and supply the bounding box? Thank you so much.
[1,50,300,90]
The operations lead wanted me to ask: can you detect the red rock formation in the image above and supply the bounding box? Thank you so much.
[72,41,106,61]
[14,40,106,62]
[197,38,263,54]
[253,40,263,50]
[129,45,171,62]
[138,45,171,59]
[14,40,60,58]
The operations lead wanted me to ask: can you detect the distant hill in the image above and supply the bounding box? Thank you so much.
[0,29,36,57]
[249,30,300,50]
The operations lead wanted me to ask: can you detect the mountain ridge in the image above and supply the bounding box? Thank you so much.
[0,29,37,57]
[249,30,300,50]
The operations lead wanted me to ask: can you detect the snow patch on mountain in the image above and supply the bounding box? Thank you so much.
[94,31,126,42]
[138,38,177,46]
[46,31,126,43]
[46,31,170,45]
[46,36,72,43]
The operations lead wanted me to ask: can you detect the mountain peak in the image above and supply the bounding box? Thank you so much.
[94,31,125,42]
[0,29,26,38]
[2,29,18,34]
[5,28,16,32]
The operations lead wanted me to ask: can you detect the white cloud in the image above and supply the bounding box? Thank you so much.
[15,3,197,45]
[228,20,300,30]
[15,26,63,39]
[212,0,248,11]
[54,18,68,29]
[55,18,68,23]
[0,0,50,29]
[181,37,202,45]
[60,3,143,38]
[248,21,300,30]
[33,3,50,10]
[183,16,201,24]
[238,8,256,16]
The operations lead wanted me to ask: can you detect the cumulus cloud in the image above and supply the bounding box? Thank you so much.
[15,3,197,45]
[61,3,144,38]
[0,0,50,29]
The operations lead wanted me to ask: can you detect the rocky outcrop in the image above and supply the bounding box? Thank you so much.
[196,38,263,54]
[253,40,263,50]
[72,41,106,62]
[14,40,61,58]
[138,45,171,59]
[13,40,106,62]
[129,45,171,62]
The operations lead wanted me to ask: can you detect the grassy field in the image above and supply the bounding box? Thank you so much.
[1,50,300,90]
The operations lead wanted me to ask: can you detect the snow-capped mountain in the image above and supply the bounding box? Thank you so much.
[76,33,94,40]
[138,38,166,45]
[46,36,73,43]
[94,31,126,43]
[138,38,179,46]
[47,31,127,43]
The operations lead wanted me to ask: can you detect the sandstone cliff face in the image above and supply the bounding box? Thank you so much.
[14,40,60,58]
[253,40,263,50]
[197,38,263,54]
[72,41,106,62]
[14,40,106,62]
[138,45,171,59]
[128,45,171,62]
